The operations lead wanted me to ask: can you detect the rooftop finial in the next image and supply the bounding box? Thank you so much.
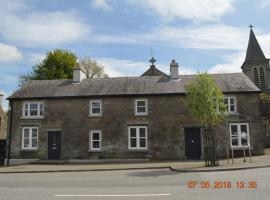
[249,24,254,29]
[149,57,156,66]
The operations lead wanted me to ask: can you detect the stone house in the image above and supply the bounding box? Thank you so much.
[7,54,265,160]
[0,94,7,140]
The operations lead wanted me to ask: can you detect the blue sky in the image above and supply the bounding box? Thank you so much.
[1,0,270,109]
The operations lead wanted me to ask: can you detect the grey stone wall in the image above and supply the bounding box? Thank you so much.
[10,93,265,160]
[0,107,7,140]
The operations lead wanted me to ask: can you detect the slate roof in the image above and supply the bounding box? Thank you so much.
[141,65,168,77]
[245,29,266,61]
[8,73,260,100]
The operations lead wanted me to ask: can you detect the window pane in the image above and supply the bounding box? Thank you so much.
[230,98,235,105]
[130,128,136,137]
[137,101,146,107]
[40,103,44,110]
[24,129,30,137]
[39,109,44,116]
[240,125,248,146]
[24,110,29,116]
[137,107,146,113]
[92,132,100,140]
[224,98,229,112]
[30,110,38,116]
[231,125,238,146]
[32,138,38,148]
[92,102,100,108]
[130,138,137,147]
[230,105,235,112]
[92,108,101,114]
[139,128,146,137]
[24,139,29,148]
[30,103,38,110]
[25,104,29,109]
[92,141,100,148]
[32,129,38,137]
[140,138,146,148]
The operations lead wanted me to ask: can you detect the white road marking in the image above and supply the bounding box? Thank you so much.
[54,193,171,197]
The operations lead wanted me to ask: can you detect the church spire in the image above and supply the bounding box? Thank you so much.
[245,26,266,61]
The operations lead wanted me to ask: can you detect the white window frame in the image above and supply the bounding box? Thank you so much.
[89,130,102,151]
[135,99,148,116]
[229,123,250,148]
[22,127,39,150]
[23,102,44,118]
[90,100,102,117]
[224,97,237,113]
[128,126,148,150]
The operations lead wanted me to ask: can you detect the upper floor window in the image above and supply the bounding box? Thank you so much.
[90,100,102,117]
[135,99,148,116]
[224,97,236,113]
[128,126,147,150]
[23,102,44,118]
[89,130,102,151]
[22,127,38,150]
[230,123,250,147]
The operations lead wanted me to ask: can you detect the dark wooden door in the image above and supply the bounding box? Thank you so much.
[48,131,61,160]
[185,128,201,159]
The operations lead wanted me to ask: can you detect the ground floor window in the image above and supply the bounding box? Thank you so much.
[128,126,147,150]
[229,123,250,147]
[89,130,102,151]
[22,127,38,150]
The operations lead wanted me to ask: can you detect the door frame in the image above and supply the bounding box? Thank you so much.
[184,126,203,159]
[47,130,62,160]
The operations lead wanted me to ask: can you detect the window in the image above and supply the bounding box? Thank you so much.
[89,130,102,151]
[128,126,147,150]
[90,100,102,117]
[22,127,38,150]
[230,123,250,147]
[135,99,148,116]
[253,66,265,87]
[23,102,44,118]
[224,97,236,113]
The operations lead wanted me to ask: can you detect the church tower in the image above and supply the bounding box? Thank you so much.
[242,26,270,90]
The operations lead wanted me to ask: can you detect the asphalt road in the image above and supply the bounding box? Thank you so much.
[0,167,269,200]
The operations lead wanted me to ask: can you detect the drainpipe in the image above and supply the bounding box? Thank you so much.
[6,101,13,166]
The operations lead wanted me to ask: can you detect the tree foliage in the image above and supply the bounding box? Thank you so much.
[19,49,77,87]
[185,73,225,128]
[79,57,108,78]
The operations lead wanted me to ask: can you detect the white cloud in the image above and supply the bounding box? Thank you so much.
[93,24,248,50]
[92,0,112,11]
[129,0,234,21]
[256,0,270,8]
[0,1,91,47]
[0,43,22,62]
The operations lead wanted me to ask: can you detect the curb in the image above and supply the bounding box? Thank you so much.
[170,164,270,173]
[0,166,170,174]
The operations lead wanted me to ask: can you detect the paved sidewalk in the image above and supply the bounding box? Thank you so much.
[0,154,270,173]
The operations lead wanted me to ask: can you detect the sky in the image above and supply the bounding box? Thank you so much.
[1,0,270,110]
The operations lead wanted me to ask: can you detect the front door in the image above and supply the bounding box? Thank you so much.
[48,131,61,160]
[185,128,201,159]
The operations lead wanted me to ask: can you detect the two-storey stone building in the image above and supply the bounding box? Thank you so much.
[7,56,265,160]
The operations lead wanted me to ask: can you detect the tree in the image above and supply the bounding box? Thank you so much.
[79,57,108,78]
[19,49,77,87]
[185,73,225,166]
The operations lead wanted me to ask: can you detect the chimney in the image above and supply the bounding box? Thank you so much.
[170,59,179,79]
[73,63,86,83]
[0,94,3,108]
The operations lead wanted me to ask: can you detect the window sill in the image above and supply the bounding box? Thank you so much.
[230,146,251,150]
[20,149,38,152]
[21,116,44,120]
[224,112,239,116]
[128,148,148,152]
[88,149,102,152]
[134,113,148,117]
[89,115,102,118]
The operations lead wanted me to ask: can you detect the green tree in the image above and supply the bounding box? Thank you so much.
[185,73,225,166]
[19,49,77,87]
[79,57,108,78]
